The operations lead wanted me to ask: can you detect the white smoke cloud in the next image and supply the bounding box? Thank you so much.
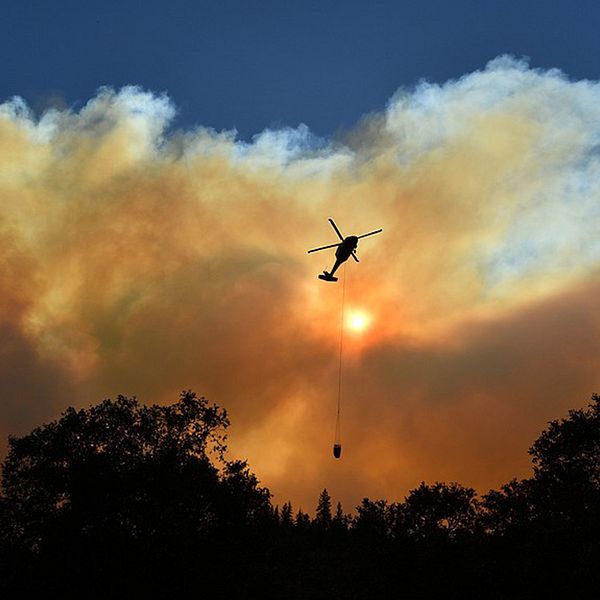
[1,56,600,510]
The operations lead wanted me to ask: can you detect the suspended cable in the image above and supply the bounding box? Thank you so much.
[333,265,346,459]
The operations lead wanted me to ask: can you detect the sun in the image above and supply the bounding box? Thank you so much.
[346,310,372,333]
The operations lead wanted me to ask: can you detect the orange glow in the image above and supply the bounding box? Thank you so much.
[4,67,600,514]
[346,309,372,333]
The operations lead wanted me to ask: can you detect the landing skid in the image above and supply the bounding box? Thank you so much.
[318,271,338,282]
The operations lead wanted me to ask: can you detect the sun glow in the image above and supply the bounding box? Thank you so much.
[346,309,372,333]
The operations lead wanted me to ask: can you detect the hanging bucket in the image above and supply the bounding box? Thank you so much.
[333,443,342,459]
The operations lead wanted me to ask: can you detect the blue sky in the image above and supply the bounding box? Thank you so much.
[3,0,600,139]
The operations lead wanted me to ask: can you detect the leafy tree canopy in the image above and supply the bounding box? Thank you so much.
[1,391,270,551]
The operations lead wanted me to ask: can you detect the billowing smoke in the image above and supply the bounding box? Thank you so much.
[1,56,600,511]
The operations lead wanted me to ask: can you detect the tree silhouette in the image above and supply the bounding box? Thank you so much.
[332,501,349,532]
[0,392,244,550]
[0,391,274,596]
[482,394,600,534]
[295,509,310,530]
[1,390,598,598]
[314,488,332,529]
[529,393,600,525]
[476,396,600,598]
[280,501,293,529]
[402,482,480,541]
[353,498,390,543]
[481,478,536,534]
[531,394,600,483]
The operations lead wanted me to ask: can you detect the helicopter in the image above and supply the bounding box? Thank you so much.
[307,218,383,281]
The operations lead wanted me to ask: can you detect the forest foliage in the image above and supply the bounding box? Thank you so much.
[1,391,598,598]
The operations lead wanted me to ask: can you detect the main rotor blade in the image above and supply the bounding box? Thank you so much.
[307,242,342,254]
[357,228,383,239]
[351,252,359,263]
[328,218,345,241]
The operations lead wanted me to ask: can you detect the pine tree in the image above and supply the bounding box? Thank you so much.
[281,501,293,528]
[331,501,344,526]
[295,509,310,529]
[315,488,332,529]
[334,501,344,521]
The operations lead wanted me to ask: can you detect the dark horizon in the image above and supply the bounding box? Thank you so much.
[1,389,598,597]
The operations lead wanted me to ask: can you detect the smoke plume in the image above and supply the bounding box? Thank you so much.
[1,57,600,510]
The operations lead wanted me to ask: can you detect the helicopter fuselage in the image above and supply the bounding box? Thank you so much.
[324,236,359,279]
[335,236,358,262]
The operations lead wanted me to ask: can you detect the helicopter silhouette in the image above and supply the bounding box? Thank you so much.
[308,218,383,282]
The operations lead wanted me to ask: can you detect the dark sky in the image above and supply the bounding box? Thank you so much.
[2,0,600,139]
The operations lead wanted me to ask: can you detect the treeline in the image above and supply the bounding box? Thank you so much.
[1,391,598,598]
